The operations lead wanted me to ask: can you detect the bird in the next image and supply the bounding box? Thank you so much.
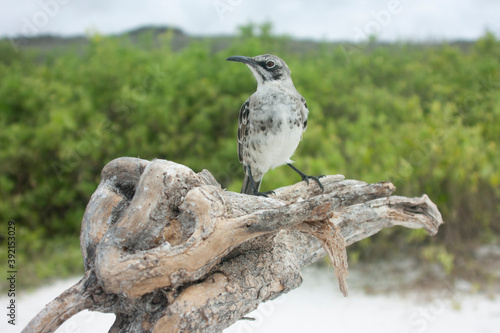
[226,54,324,196]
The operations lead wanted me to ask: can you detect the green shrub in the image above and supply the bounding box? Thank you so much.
[0,26,498,288]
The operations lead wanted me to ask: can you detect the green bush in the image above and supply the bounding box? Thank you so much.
[0,26,499,288]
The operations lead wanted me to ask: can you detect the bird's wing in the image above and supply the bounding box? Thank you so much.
[237,98,250,164]
[300,96,309,132]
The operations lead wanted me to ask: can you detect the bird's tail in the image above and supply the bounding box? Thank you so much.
[241,173,261,195]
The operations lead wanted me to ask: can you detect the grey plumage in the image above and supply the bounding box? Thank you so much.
[226,54,323,196]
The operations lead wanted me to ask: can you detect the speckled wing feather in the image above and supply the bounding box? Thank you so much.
[237,98,250,164]
[300,96,309,132]
[238,98,261,194]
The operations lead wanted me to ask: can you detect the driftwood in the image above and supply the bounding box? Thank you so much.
[23,157,443,333]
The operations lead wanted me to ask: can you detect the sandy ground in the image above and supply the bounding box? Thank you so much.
[2,264,499,333]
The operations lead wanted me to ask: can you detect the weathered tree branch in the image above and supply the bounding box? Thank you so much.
[23,157,443,333]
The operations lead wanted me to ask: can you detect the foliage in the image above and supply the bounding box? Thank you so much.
[0,25,499,288]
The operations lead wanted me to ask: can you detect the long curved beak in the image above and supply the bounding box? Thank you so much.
[226,55,256,66]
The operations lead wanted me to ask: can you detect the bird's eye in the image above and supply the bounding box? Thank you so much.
[266,60,275,68]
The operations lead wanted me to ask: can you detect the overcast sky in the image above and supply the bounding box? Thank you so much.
[1,0,499,41]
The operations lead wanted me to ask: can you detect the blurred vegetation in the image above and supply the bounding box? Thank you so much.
[0,24,499,290]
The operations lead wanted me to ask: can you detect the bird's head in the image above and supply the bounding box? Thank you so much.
[226,54,293,87]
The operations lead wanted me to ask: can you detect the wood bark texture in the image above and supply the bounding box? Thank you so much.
[23,157,443,333]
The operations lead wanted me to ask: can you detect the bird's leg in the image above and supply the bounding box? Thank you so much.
[247,167,275,197]
[287,164,325,192]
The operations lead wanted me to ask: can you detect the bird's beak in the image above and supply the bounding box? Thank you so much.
[226,55,256,66]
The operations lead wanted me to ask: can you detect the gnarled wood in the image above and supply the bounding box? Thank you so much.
[23,157,443,333]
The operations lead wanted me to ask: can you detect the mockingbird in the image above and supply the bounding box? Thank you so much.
[226,54,324,196]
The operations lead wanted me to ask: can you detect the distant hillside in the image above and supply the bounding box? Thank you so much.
[5,25,189,53]
[4,25,476,55]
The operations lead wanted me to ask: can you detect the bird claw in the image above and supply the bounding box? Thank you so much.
[252,189,276,197]
[287,164,325,193]
[301,175,325,192]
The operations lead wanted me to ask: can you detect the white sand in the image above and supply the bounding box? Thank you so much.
[2,265,499,333]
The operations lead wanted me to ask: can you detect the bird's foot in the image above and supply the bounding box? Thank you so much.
[287,164,325,192]
[300,174,325,192]
[253,189,276,197]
